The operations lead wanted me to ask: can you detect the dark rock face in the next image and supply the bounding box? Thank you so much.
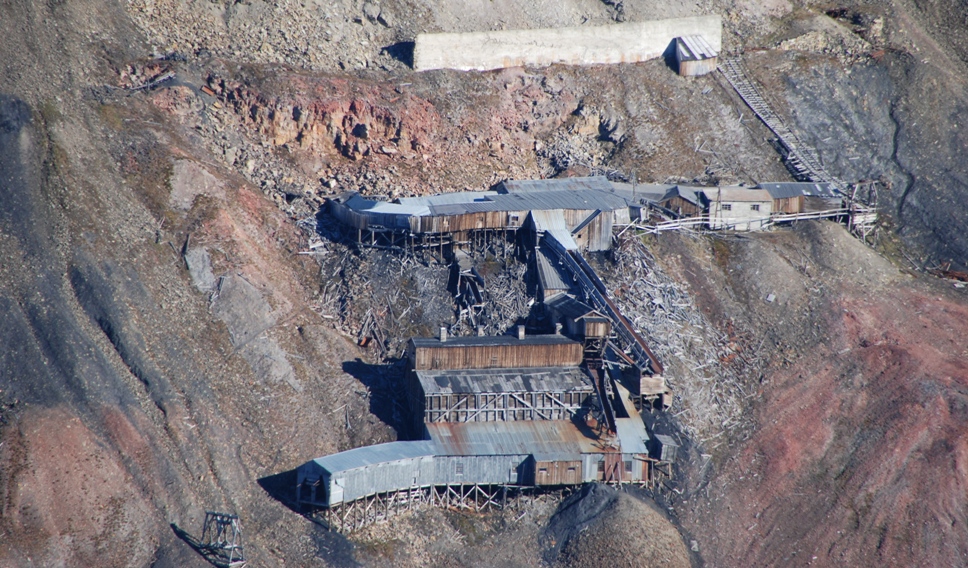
[765,47,968,270]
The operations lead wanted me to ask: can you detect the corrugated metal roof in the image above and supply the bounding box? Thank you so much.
[545,294,599,320]
[701,187,773,203]
[615,418,650,454]
[756,183,804,199]
[757,182,840,198]
[500,189,628,212]
[427,420,603,458]
[343,193,430,216]
[398,191,499,206]
[497,176,612,194]
[415,366,593,395]
[536,246,573,293]
[608,182,673,204]
[425,189,628,216]
[531,210,579,251]
[411,334,579,348]
[311,440,437,475]
[677,35,718,60]
[660,185,703,205]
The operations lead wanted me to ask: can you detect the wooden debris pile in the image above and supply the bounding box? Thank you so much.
[311,247,453,357]
[603,234,759,448]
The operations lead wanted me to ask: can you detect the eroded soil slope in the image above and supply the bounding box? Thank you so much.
[2,0,968,566]
[658,223,968,566]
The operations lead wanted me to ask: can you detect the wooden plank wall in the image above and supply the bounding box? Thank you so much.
[772,195,804,214]
[662,196,702,216]
[534,460,583,485]
[412,342,583,370]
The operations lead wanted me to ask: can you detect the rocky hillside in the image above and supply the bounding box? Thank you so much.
[1,0,968,566]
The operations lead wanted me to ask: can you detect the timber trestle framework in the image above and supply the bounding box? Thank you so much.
[316,483,531,533]
[423,390,588,423]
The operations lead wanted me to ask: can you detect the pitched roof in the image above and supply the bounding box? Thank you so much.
[677,35,718,61]
[311,440,437,475]
[496,176,612,193]
[660,185,703,205]
[530,210,579,250]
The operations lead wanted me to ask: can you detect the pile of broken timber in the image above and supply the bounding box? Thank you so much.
[604,234,760,448]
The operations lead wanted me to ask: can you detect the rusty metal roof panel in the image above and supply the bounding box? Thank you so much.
[415,366,593,395]
[427,420,601,458]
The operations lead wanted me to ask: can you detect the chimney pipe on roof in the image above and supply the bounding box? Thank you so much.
[555,323,563,335]
[440,327,447,342]
[517,325,526,340]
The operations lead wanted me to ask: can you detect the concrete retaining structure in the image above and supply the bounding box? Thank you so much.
[413,15,722,72]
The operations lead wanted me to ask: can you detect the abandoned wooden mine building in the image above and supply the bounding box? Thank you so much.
[297,325,674,531]
[327,176,630,253]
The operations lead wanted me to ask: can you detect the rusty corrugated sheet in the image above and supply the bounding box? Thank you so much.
[427,420,604,459]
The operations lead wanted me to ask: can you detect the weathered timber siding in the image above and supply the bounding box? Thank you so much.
[772,195,804,214]
[534,459,583,485]
[573,213,614,252]
[662,196,702,217]
[679,57,718,76]
[411,342,583,370]
[582,318,611,338]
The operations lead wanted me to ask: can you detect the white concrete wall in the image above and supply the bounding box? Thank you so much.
[413,15,722,72]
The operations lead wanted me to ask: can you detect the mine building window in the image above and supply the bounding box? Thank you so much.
[750,204,760,211]
[597,461,605,474]
[721,203,732,211]
[624,461,633,473]
[539,468,548,474]
[510,215,519,223]
[456,462,464,475]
